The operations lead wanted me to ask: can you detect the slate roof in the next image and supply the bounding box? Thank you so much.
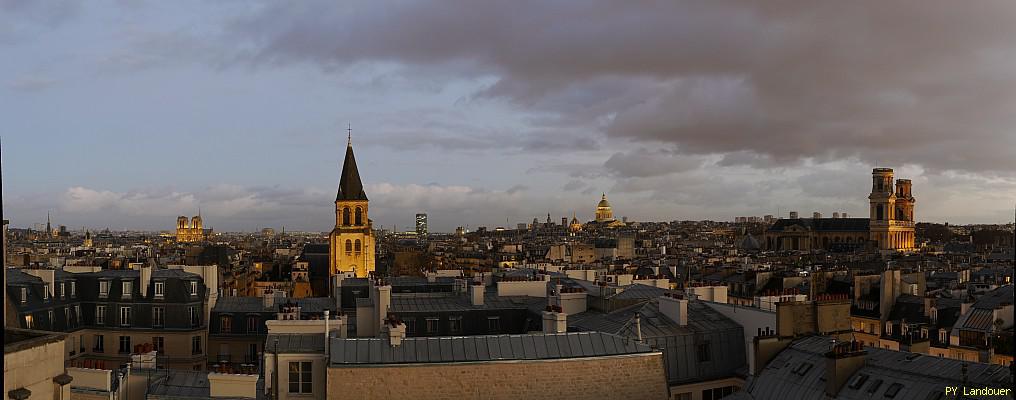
[740,336,1013,400]
[336,142,367,201]
[146,370,262,400]
[5,269,43,285]
[267,334,325,354]
[329,331,654,365]
[767,218,869,232]
[388,292,544,313]
[213,296,335,314]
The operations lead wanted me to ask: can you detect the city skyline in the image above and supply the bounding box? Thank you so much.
[4,1,1016,231]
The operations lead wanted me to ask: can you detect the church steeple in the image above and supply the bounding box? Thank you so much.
[336,132,368,201]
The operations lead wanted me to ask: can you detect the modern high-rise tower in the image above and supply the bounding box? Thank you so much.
[329,134,375,278]
[416,213,428,236]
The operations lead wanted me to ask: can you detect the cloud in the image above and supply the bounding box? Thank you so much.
[6,75,58,92]
[604,148,707,178]
[221,1,1016,175]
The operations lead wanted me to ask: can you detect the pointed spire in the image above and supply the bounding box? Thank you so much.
[347,123,352,147]
[337,131,367,201]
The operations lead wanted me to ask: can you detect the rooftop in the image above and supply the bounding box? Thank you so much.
[330,331,654,365]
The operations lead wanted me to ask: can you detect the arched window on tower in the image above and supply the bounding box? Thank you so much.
[355,207,363,225]
[342,207,351,226]
[345,239,352,254]
[876,205,884,221]
[354,240,361,253]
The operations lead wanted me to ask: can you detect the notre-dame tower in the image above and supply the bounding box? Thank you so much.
[329,134,375,278]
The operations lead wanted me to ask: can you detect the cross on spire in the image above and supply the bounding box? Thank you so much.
[347,123,352,147]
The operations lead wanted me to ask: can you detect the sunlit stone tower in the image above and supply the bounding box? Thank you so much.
[329,134,375,278]
[868,168,915,251]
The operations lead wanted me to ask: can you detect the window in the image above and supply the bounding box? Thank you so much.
[48,310,54,327]
[60,282,66,299]
[342,207,351,226]
[94,334,105,353]
[122,281,132,298]
[74,305,81,325]
[345,239,352,254]
[65,308,72,328]
[487,316,501,333]
[867,379,884,394]
[154,282,165,298]
[189,306,200,327]
[405,319,416,335]
[247,316,259,333]
[99,281,110,298]
[20,287,27,303]
[697,341,712,362]
[153,336,165,353]
[70,281,76,297]
[153,307,165,327]
[354,207,363,225]
[792,362,813,376]
[96,305,106,325]
[247,343,259,363]
[221,316,233,333]
[702,386,736,400]
[449,316,463,333]
[24,314,33,329]
[426,318,440,334]
[190,281,198,296]
[120,306,132,327]
[288,361,313,394]
[43,287,49,301]
[119,335,132,353]
[79,334,85,353]
[354,239,362,253]
[191,336,202,354]
[885,382,903,398]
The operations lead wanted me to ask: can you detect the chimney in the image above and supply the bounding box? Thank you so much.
[825,340,867,397]
[832,212,840,219]
[140,265,152,298]
[542,305,567,333]
[382,316,407,347]
[371,279,392,334]
[923,297,935,318]
[658,292,688,326]
[633,312,643,342]
[789,211,799,219]
[263,290,281,309]
[332,275,344,310]
[813,212,822,219]
[469,280,484,306]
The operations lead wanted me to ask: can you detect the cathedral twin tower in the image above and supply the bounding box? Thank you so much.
[329,135,375,278]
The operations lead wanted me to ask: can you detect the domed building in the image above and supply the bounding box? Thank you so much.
[593,193,627,228]
[569,212,583,232]
[595,193,614,223]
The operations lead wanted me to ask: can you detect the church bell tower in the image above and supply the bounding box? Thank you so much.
[329,133,375,278]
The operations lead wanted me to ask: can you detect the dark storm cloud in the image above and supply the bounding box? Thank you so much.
[225,0,1016,175]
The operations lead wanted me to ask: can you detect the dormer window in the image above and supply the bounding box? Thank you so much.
[154,282,165,298]
[938,329,947,343]
[60,282,65,299]
[190,281,198,296]
[70,281,76,298]
[885,323,893,336]
[20,287,27,303]
[122,281,132,299]
[99,281,110,298]
[43,287,50,301]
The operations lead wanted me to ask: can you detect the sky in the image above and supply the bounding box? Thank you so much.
[2,1,1015,233]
